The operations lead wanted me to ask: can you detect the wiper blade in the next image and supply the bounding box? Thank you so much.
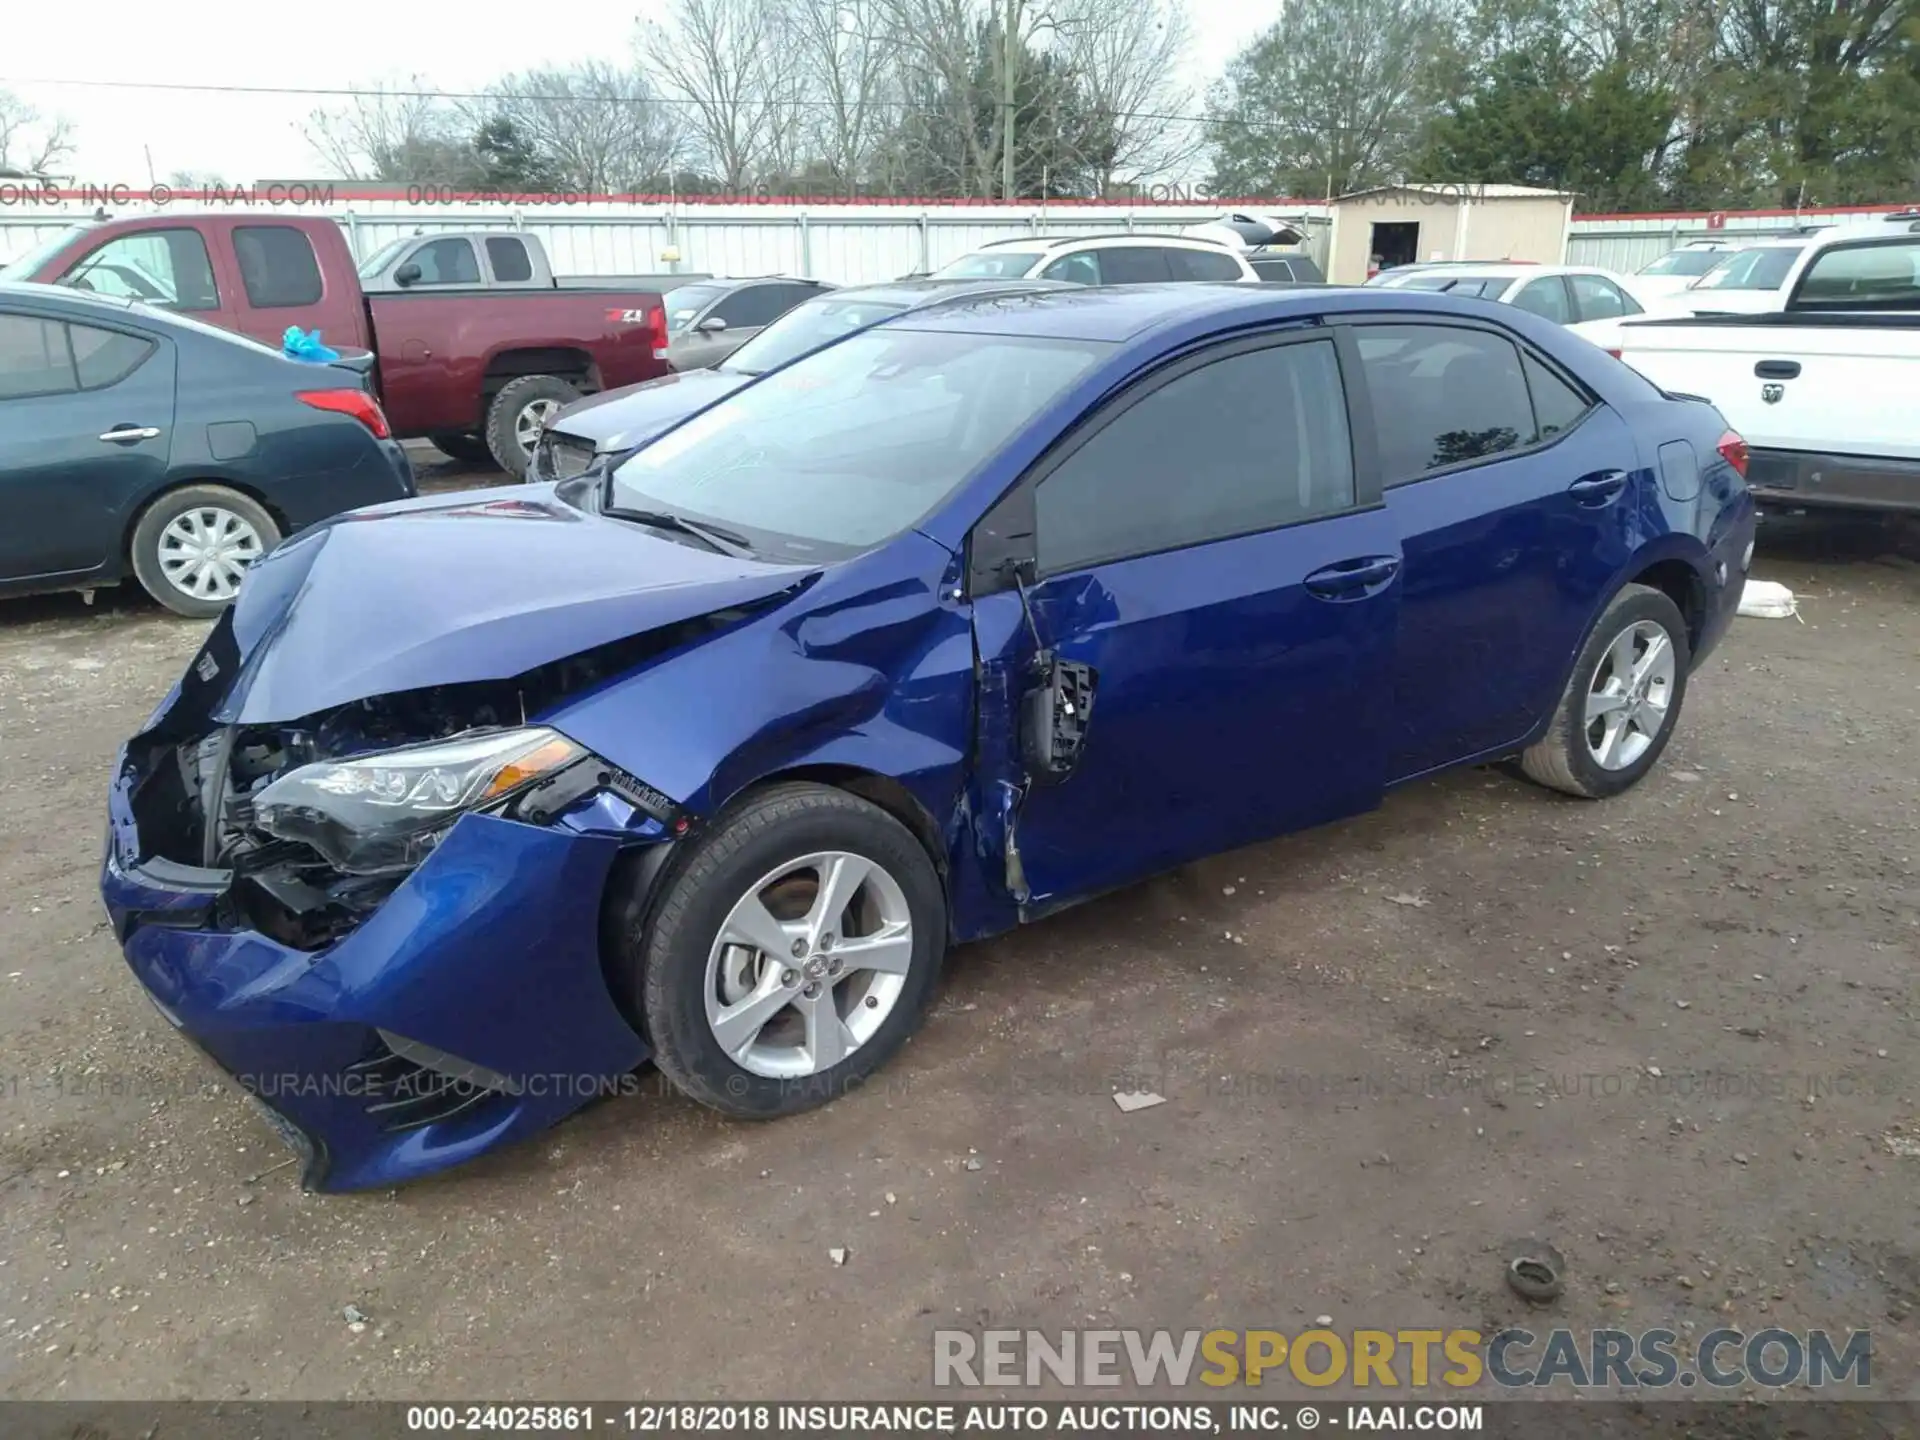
[602,506,756,558]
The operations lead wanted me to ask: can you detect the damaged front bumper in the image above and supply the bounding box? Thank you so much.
[102,751,651,1192]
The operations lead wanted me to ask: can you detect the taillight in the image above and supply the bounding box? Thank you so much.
[1716,429,1750,478]
[647,302,668,356]
[298,388,392,440]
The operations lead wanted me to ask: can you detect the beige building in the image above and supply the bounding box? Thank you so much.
[1324,184,1576,284]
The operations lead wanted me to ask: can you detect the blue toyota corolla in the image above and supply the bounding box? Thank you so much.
[100,284,1756,1190]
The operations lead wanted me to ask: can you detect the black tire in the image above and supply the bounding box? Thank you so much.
[426,431,497,466]
[128,485,282,619]
[1519,583,1692,799]
[484,375,581,480]
[615,783,946,1119]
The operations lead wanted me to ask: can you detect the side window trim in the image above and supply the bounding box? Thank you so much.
[966,326,1378,595]
[1337,316,1600,488]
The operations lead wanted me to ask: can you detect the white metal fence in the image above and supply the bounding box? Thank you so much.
[0,199,1334,286]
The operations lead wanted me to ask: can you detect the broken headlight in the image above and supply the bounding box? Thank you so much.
[251,727,583,876]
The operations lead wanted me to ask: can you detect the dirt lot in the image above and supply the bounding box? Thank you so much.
[1,487,1916,1403]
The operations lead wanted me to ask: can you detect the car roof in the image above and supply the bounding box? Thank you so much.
[821,277,1076,308]
[978,233,1236,253]
[0,279,144,315]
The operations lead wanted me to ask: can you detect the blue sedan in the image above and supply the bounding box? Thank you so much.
[101,284,1756,1189]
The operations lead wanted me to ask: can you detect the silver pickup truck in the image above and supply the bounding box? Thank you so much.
[353,230,710,295]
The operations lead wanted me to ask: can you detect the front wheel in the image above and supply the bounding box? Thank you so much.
[617,783,947,1118]
[426,431,497,467]
[1519,583,1691,799]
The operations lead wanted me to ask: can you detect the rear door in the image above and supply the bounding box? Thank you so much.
[0,308,175,583]
[969,329,1400,907]
[1509,275,1575,325]
[1349,319,1644,780]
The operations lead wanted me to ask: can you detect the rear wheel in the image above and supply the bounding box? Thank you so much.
[1519,583,1691,799]
[484,375,581,480]
[615,783,946,1118]
[129,485,281,619]
[426,431,497,467]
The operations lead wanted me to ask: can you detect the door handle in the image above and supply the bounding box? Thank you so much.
[99,426,161,444]
[1754,359,1800,380]
[1568,469,1628,506]
[1304,554,1400,600]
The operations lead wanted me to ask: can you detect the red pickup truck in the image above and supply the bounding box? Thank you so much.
[2,216,673,478]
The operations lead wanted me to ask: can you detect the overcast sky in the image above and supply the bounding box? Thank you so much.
[3,0,1273,184]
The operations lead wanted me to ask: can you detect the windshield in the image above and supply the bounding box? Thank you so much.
[936,252,1042,279]
[665,282,732,333]
[722,296,910,375]
[1691,247,1802,291]
[1640,249,1725,278]
[356,237,414,278]
[606,327,1106,560]
[0,226,94,281]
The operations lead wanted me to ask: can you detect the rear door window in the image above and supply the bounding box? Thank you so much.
[485,236,534,283]
[711,285,796,330]
[1794,239,1920,307]
[233,226,324,307]
[0,315,79,399]
[1170,249,1244,281]
[64,229,219,311]
[69,323,156,388]
[1569,273,1640,320]
[1354,324,1544,480]
[1510,277,1573,323]
[1099,248,1176,284]
[1041,252,1102,285]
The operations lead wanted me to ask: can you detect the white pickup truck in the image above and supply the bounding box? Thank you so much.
[1612,217,1920,513]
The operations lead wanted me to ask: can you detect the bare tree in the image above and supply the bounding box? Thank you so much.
[304,78,480,183]
[641,0,788,189]
[479,63,686,191]
[1053,0,1201,192]
[0,89,76,177]
[167,169,230,191]
[782,0,899,187]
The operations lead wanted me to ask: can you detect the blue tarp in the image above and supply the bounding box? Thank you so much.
[283,327,340,363]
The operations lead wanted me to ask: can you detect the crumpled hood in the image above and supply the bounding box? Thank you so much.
[547,368,751,454]
[213,486,814,724]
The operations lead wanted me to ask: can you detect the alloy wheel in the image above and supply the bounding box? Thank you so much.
[1584,618,1677,771]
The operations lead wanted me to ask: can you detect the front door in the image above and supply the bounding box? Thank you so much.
[969,330,1400,911]
[0,308,176,582]
[1349,319,1644,780]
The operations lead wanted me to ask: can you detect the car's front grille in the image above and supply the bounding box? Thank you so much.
[539,433,599,481]
[346,1033,515,1133]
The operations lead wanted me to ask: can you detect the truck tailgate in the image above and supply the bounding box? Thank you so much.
[1616,322,1920,461]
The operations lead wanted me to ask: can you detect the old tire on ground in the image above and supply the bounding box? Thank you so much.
[129,484,282,619]
[616,783,946,1119]
[427,431,497,466]
[1519,582,1691,799]
[484,375,581,479]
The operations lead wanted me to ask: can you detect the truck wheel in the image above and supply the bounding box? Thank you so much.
[485,376,581,480]
[129,485,282,619]
[427,432,497,467]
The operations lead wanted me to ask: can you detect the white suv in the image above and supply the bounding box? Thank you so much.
[935,234,1259,285]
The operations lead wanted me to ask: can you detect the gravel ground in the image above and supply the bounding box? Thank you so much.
[0,491,1916,1403]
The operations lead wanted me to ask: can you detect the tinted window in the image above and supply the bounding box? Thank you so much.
[607,329,1103,560]
[1795,240,1920,306]
[0,315,78,399]
[70,324,155,388]
[1171,248,1244,281]
[1100,247,1176,284]
[1041,252,1102,285]
[938,251,1042,278]
[1510,277,1572,323]
[1356,325,1538,479]
[711,284,804,330]
[1569,273,1639,319]
[486,236,533,282]
[64,229,219,310]
[1401,275,1506,298]
[233,226,324,307]
[410,239,481,285]
[1522,352,1591,438]
[1036,339,1354,574]
[1693,246,1801,291]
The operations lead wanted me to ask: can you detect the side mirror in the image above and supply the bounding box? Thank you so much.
[696,315,728,335]
[1020,653,1097,785]
[394,262,422,287]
